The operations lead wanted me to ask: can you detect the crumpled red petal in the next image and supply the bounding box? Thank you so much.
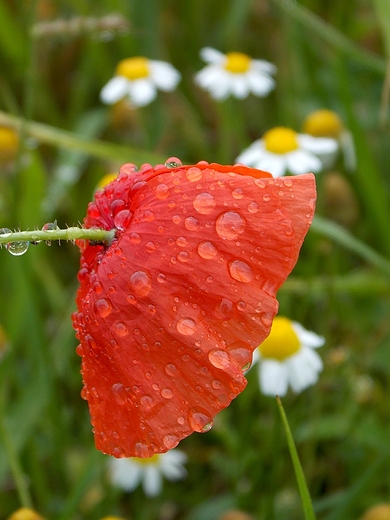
[73,160,316,458]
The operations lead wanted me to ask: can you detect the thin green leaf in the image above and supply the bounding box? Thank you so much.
[276,397,316,520]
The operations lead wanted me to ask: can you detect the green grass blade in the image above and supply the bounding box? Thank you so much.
[276,396,316,520]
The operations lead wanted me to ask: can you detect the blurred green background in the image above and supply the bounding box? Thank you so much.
[1,0,390,519]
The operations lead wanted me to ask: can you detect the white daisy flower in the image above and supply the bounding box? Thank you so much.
[252,316,324,396]
[108,449,187,497]
[235,126,338,177]
[194,47,276,100]
[100,57,181,107]
[303,108,356,171]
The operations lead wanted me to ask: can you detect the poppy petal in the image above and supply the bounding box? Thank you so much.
[73,161,316,458]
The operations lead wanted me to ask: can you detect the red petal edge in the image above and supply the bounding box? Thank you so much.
[73,160,316,458]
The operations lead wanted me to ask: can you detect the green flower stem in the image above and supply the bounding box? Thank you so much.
[0,110,166,165]
[276,396,316,520]
[0,227,116,246]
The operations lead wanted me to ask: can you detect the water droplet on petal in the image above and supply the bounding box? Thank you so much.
[129,270,152,297]
[197,241,218,259]
[155,183,170,199]
[208,349,231,369]
[134,442,150,458]
[176,236,187,247]
[165,157,182,168]
[193,192,216,214]
[94,298,112,317]
[263,194,271,202]
[163,434,179,449]
[247,201,259,213]
[232,188,244,199]
[157,273,166,283]
[6,241,30,256]
[165,363,177,376]
[228,259,254,283]
[188,408,213,433]
[215,211,246,240]
[111,383,128,405]
[186,167,203,182]
[184,216,199,231]
[140,395,155,410]
[178,251,189,262]
[114,322,129,337]
[114,209,132,229]
[129,232,141,244]
[161,388,173,399]
[176,317,197,335]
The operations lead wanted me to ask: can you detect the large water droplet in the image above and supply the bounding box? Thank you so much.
[155,183,169,199]
[228,259,254,283]
[247,201,259,213]
[193,192,216,214]
[111,383,128,405]
[188,408,213,433]
[215,211,246,240]
[140,395,155,411]
[176,317,197,335]
[6,241,30,256]
[208,349,231,369]
[184,216,199,231]
[197,241,218,259]
[165,363,177,376]
[232,188,244,199]
[114,209,132,230]
[134,442,150,458]
[114,322,129,337]
[186,167,203,182]
[163,434,179,449]
[165,158,182,168]
[94,298,112,317]
[178,251,189,262]
[129,270,152,297]
[129,232,141,244]
[161,388,173,399]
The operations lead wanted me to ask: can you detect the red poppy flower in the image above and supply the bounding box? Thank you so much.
[73,159,316,458]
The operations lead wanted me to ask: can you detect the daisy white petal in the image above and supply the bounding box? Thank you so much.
[259,359,289,396]
[252,59,278,75]
[100,76,130,104]
[129,79,157,106]
[143,465,162,497]
[149,60,181,91]
[286,347,323,393]
[247,71,276,96]
[199,47,226,64]
[298,134,338,154]
[285,149,323,175]
[108,458,142,491]
[291,322,325,349]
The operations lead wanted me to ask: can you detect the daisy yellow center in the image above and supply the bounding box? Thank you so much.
[0,127,19,161]
[134,454,160,465]
[258,317,301,361]
[116,57,150,80]
[303,109,343,138]
[263,127,299,154]
[224,52,251,73]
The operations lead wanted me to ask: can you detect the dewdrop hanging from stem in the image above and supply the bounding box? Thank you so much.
[0,224,116,256]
